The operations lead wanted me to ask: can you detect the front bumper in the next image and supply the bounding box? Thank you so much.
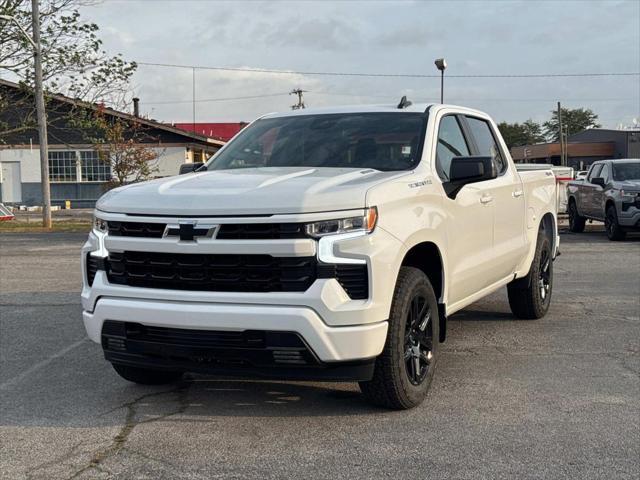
[81,213,403,374]
[618,205,640,229]
[83,296,388,364]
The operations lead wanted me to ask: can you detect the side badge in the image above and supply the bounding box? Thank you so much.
[408,180,431,188]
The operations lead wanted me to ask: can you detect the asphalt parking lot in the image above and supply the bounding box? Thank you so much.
[1,230,639,479]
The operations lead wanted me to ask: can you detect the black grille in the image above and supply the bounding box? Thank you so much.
[217,223,307,239]
[108,221,165,238]
[103,321,292,348]
[86,255,105,286]
[107,251,317,293]
[318,264,369,300]
[101,321,317,367]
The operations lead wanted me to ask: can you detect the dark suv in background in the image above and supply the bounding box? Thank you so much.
[567,159,640,240]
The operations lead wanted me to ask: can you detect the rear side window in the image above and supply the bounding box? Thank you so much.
[436,116,470,181]
[465,117,507,174]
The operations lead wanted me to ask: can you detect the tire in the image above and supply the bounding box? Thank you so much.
[568,200,585,233]
[112,364,183,385]
[507,229,553,320]
[605,205,626,241]
[359,267,439,410]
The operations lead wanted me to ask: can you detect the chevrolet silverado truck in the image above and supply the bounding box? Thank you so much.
[82,103,558,409]
[567,159,640,241]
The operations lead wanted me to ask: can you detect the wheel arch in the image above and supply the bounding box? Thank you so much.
[400,241,447,342]
[567,194,580,213]
[540,211,556,254]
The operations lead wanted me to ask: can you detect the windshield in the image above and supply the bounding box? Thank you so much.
[612,162,640,181]
[207,112,427,172]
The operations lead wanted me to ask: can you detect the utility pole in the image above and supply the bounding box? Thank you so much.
[1,8,51,227]
[31,0,51,228]
[290,89,306,110]
[192,67,196,133]
[557,101,564,166]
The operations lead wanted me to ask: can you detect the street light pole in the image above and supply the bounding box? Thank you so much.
[434,58,447,104]
[0,3,51,228]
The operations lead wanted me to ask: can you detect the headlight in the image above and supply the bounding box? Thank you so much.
[93,215,108,234]
[619,189,635,201]
[305,207,378,238]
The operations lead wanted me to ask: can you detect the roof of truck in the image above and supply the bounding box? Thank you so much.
[263,103,436,118]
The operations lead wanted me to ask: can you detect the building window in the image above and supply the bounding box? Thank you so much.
[80,151,111,182]
[48,150,112,183]
[48,151,78,182]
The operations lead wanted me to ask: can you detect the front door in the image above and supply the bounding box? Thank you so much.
[583,163,603,218]
[1,162,22,203]
[435,114,495,305]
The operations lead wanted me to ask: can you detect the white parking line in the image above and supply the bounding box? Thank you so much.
[0,337,86,390]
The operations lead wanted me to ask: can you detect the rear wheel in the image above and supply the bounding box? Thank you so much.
[568,200,585,233]
[605,205,626,241]
[507,229,553,319]
[359,267,439,410]
[112,364,183,385]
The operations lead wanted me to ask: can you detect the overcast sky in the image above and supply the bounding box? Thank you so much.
[81,0,640,128]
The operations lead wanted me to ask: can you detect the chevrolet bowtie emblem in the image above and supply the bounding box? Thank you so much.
[164,222,217,241]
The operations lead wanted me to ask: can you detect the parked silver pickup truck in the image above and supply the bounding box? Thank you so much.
[567,159,640,240]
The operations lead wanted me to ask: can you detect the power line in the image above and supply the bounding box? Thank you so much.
[144,90,637,105]
[144,92,290,105]
[136,61,640,79]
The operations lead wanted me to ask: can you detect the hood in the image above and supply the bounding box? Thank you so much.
[614,180,640,191]
[96,167,408,216]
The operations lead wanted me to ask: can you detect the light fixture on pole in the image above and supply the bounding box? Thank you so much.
[0,5,52,229]
[434,58,447,104]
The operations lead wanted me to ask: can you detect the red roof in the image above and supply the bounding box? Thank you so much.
[174,123,247,142]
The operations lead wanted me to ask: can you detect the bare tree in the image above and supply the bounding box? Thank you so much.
[90,110,160,188]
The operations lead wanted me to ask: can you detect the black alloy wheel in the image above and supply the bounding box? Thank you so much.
[404,295,434,386]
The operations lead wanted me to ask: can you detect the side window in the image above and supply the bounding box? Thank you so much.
[465,116,507,174]
[436,116,470,181]
[587,164,602,182]
[600,164,610,183]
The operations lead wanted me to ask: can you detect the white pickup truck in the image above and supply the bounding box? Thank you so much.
[82,102,558,409]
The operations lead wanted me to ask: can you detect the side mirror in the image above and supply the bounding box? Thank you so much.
[179,162,205,175]
[591,177,605,187]
[444,156,497,199]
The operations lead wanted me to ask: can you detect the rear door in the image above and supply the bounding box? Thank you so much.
[435,114,496,305]
[462,115,527,280]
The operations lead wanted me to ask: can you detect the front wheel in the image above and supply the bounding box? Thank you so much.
[605,205,626,241]
[568,200,585,233]
[507,229,553,319]
[359,267,439,410]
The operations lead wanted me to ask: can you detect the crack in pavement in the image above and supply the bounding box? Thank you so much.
[61,382,192,480]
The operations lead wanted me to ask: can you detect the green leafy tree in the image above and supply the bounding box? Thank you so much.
[498,119,545,150]
[543,107,600,142]
[0,0,137,140]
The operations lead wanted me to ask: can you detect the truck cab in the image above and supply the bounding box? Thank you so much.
[82,102,558,409]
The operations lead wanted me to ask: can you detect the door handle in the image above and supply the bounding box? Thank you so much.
[480,194,494,204]
[512,190,524,198]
